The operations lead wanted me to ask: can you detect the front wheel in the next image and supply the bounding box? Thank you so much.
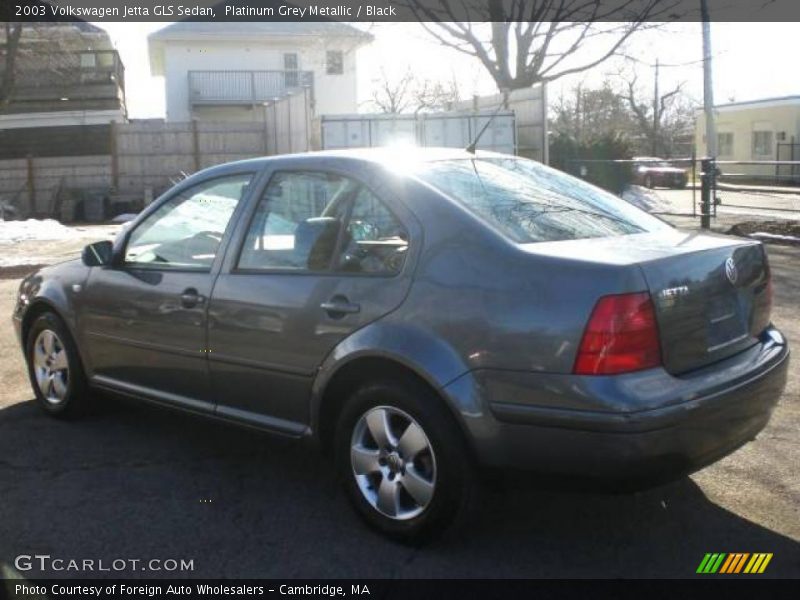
[334,380,475,542]
[26,312,90,418]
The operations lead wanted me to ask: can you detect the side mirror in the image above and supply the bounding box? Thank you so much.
[81,240,113,267]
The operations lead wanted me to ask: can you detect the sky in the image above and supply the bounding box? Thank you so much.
[97,21,800,120]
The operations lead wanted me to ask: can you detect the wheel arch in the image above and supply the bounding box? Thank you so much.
[21,298,65,348]
[311,331,477,457]
[21,296,90,379]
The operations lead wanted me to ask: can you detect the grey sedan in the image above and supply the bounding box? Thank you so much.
[13,149,789,541]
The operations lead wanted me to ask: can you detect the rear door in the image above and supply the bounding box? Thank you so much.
[207,166,417,431]
[80,172,254,409]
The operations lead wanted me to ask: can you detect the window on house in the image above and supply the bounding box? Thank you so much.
[752,131,773,156]
[717,133,734,157]
[79,52,96,68]
[283,53,299,87]
[326,50,344,75]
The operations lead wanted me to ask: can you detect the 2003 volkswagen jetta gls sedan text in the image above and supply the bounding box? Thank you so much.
[13,149,789,540]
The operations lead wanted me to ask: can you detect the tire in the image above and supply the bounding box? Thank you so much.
[334,378,476,543]
[25,311,91,419]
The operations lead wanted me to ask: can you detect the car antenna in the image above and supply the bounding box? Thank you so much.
[465,91,509,154]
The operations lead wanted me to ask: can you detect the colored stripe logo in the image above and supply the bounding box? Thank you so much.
[697,553,773,574]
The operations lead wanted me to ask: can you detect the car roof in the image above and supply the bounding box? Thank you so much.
[202,147,512,176]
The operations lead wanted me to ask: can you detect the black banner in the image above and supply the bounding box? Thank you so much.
[4,0,800,22]
[2,579,799,600]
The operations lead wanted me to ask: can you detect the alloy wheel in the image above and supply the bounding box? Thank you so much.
[33,329,70,405]
[350,406,437,520]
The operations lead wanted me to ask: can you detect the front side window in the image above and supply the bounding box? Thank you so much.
[416,158,670,244]
[125,174,252,269]
[326,50,344,75]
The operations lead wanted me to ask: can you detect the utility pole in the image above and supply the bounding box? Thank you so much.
[701,0,716,157]
[653,58,659,156]
[700,0,716,229]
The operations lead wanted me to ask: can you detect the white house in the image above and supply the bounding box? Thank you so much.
[148,22,373,122]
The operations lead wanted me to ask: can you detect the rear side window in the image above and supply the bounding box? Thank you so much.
[237,171,408,275]
[238,171,359,271]
[416,158,669,244]
[333,187,408,275]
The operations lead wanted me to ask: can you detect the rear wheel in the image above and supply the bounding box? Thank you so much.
[334,379,475,542]
[26,312,90,418]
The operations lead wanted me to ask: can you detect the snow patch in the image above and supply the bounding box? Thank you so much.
[750,232,800,243]
[111,213,138,224]
[0,219,79,244]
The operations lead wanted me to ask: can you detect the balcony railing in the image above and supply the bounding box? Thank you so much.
[2,51,125,100]
[188,70,314,105]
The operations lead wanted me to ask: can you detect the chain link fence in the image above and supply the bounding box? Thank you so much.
[564,157,800,226]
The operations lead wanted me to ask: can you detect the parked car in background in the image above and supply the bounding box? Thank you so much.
[632,157,689,189]
[13,149,788,541]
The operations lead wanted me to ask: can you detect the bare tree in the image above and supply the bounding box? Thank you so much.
[404,0,679,91]
[370,67,460,113]
[0,22,24,108]
[617,66,696,156]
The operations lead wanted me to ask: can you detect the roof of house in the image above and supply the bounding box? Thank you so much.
[148,21,373,76]
[148,21,372,41]
[713,95,800,112]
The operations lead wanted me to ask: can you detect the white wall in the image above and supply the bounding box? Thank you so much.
[161,38,359,121]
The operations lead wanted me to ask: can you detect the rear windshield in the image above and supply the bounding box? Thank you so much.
[415,158,670,244]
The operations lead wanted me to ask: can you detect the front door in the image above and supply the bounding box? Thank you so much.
[80,172,254,410]
[208,168,415,432]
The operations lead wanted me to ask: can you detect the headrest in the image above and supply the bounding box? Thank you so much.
[294,217,340,270]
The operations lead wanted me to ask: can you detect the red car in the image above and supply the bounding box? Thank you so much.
[633,157,688,189]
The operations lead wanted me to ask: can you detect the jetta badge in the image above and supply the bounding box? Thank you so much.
[725,257,738,285]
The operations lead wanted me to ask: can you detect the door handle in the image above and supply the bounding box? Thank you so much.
[320,296,360,318]
[180,288,206,309]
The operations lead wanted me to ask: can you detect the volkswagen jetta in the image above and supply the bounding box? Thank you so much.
[13,149,789,540]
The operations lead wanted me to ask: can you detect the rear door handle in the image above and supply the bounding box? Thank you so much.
[320,296,360,317]
[180,288,206,309]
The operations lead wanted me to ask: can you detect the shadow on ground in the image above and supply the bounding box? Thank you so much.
[0,397,798,579]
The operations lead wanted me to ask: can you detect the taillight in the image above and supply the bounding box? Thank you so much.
[573,292,662,375]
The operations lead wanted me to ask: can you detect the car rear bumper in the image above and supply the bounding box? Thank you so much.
[443,327,789,481]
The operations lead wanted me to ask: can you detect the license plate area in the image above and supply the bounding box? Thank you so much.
[707,293,748,351]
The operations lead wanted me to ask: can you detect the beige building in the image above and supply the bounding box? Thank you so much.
[695,96,800,179]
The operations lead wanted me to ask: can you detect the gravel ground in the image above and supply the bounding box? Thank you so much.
[0,222,797,579]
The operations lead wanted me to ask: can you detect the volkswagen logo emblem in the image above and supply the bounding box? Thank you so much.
[725,257,738,285]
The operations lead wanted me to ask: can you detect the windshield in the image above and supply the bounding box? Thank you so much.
[415,157,670,244]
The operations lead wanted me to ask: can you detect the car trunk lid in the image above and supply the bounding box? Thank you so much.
[520,230,772,374]
[640,239,770,374]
